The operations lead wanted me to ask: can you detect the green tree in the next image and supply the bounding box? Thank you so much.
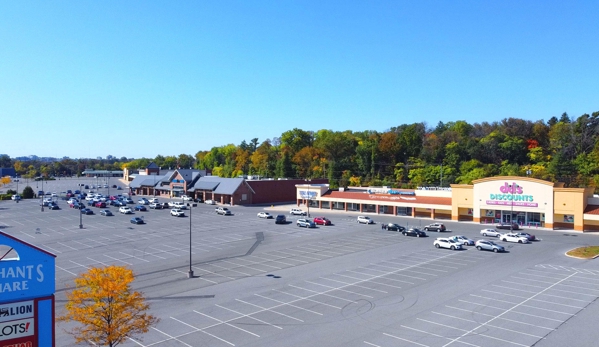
[22,186,34,199]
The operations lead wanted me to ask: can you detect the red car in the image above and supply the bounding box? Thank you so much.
[313,217,332,226]
[95,202,106,208]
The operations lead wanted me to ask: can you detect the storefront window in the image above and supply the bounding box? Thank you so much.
[347,203,359,211]
[396,207,412,216]
[321,201,330,209]
[332,201,344,210]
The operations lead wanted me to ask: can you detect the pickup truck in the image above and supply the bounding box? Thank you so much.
[215,207,232,215]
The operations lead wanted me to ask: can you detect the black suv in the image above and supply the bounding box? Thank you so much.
[402,228,427,237]
[275,215,287,224]
[496,222,520,230]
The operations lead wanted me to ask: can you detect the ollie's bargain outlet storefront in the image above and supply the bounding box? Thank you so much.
[452,176,598,231]
[298,176,599,232]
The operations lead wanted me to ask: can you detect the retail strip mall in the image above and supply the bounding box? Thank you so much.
[296,176,599,232]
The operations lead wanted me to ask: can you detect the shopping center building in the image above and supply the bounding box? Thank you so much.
[296,176,599,232]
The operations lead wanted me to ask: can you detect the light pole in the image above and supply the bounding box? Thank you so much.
[79,204,83,229]
[187,202,194,278]
[40,177,44,212]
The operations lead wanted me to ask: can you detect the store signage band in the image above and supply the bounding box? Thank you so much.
[486,182,539,207]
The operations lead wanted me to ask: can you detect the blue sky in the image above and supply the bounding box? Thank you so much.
[1,1,598,159]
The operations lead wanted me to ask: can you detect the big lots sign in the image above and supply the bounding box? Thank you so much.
[486,182,539,207]
[0,232,56,347]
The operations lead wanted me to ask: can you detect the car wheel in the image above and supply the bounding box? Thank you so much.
[496,234,500,238]
[482,233,487,236]
[493,248,498,253]
[450,246,455,250]
[437,229,441,232]
[435,243,440,248]
[417,234,421,237]
[402,232,406,236]
[502,238,506,242]
[518,240,523,243]
[476,246,482,251]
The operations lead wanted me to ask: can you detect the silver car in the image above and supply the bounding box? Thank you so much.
[451,235,475,246]
[475,240,505,253]
[480,228,501,237]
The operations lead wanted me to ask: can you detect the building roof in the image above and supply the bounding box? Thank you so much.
[192,177,246,195]
[321,190,452,206]
[584,205,599,215]
[129,174,166,188]
[146,162,159,169]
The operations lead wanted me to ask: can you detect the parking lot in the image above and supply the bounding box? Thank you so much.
[2,177,599,347]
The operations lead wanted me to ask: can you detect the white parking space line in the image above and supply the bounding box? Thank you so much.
[305,280,375,299]
[214,304,283,330]
[398,326,480,347]
[382,333,432,346]
[271,289,342,310]
[501,279,598,297]
[253,293,323,316]
[119,251,151,263]
[56,241,78,250]
[69,259,91,270]
[168,317,235,346]
[194,309,260,337]
[288,284,355,303]
[480,289,585,309]
[246,254,297,267]
[208,262,253,276]
[149,327,194,347]
[347,269,414,285]
[364,341,383,347]
[458,300,565,322]
[41,244,62,254]
[103,254,132,265]
[86,257,112,267]
[320,276,389,294]
[468,294,574,315]
[235,298,305,322]
[55,265,77,276]
[336,273,403,290]
[192,267,236,280]
[267,250,310,263]
[444,305,555,331]
[367,264,429,281]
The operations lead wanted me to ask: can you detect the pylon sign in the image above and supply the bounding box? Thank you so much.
[0,231,56,347]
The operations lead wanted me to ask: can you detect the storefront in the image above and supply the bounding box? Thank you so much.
[296,176,599,232]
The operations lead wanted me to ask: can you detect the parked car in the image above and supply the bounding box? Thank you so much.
[496,222,520,230]
[70,202,82,209]
[134,205,147,212]
[81,208,94,215]
[515,232,536,241]
[290,208,306,216]
[138,198,149,205]
[402,228,427,237]
[216,207,232,215]
[173,201,187,209]
[130,217,144,224]
[257,212,273,219]
[204,199,215,205]
[123,198,134,204]
[11,195,21,201]
[450,235,475,246]
[48,203,60,210]
[500,233,529,243]
[95,202,106,208]
[149,203,162,209]
[275,215,287,224]
[296,218,316,228]
[170,209,185,217]
[100,209,113,216]
[193,197,204,203]
[424,223,446,232]
[480,228,502,237]
[116,186,122,190]
[313,217,332,226]
[160,202,170,209]
[119,206,132,214]
[357,216,374,224]
[149,198,159,204]
[181,195,193,201]
[475,240,505,253]
[433,238,462,250]
[385,223,405,232]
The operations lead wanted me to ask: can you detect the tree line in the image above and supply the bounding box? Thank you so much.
[4,111,599,191]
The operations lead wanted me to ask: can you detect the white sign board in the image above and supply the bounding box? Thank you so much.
[0,318,35,341]
[0,301,34,323]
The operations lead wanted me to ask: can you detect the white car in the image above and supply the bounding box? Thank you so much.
[480,228,502,237]
[51,192,58,197]
[257,212,273,219]
[11,194,21,201]
[205,199,215,205]
[500,233,529,243]
[170,209,185,217]
[434,238,463,250]
[149,198,159,204]
[173,201,187,209]
[450,235,475,246]
[357,216,374,224]
[119,206,132,214]
[181,195,193,201]
[67,198,78,204]
[290,208,306,216]
[138,198,149,205]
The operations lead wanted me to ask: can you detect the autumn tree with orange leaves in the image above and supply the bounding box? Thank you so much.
[58,265,159,347]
